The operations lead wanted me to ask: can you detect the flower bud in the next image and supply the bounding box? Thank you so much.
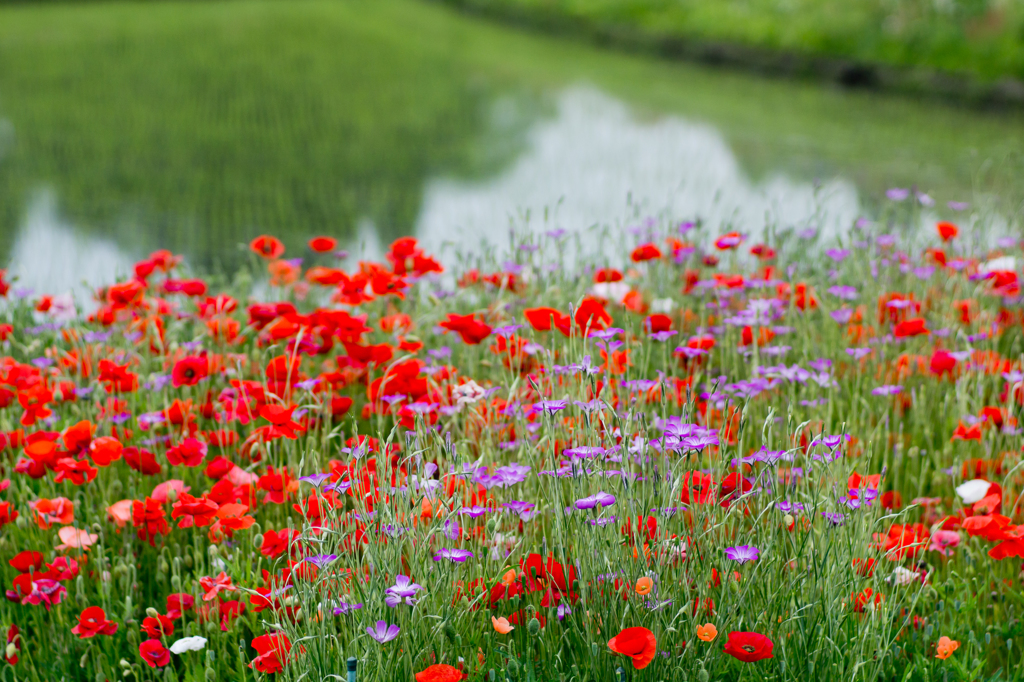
[729,580,740,594]
[506,659,519,675]
[171,575,181,591]
[527,618,541,635]
[208,545,219,558]
[166,488,178,504]
[119,659,131,669]
[6,643,17,660]
[95,672,106,682]
[591,643,599,658]
[253,534,264,549]
[697,667,709,682]
[146,607,159,618]
[205,669,216,682]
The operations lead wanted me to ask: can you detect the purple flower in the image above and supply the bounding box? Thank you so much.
[303,554,337,569]
[557,603,572,621]
[649,330,678,342]
[574,492,616,510]
[724,545,760,564]
[333,601,363,616]
[443,519,461,541]
[826,249,850,263]
[532,400,568,415]
[299,473,333,488]
[827,285,858,301]
[679,434,719,452]
[433,548,474,563]
[776,501,804,513]
[886,188,909,201]
[871,385,902,396]
[821,512,846,526]
[367,621,400,644]
[674,346,708,359]
[830,309,853,324]
[845,348,871,360]
[384,575,423,607]
[458,506,490,518]
[948,201,969,211]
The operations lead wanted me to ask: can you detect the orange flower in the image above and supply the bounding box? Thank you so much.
[268,260,300,287]
[935,635,959,660]
[634,577,653,596]
[491,616,514,634]
[607,627,657,670]
[696,623,718,642]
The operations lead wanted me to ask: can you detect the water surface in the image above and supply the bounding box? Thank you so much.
[0,0,1021,298]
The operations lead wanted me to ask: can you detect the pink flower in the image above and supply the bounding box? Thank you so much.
[929,530,960,556]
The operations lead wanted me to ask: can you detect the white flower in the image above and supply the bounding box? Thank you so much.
[891,566,918,586]
[453,380,486,406]
[955,479,990,505]
[979,256,1015,275]
[650,298,675,314]
[591,281,630,304]
[170,637,207,654]
[50,293,77,323]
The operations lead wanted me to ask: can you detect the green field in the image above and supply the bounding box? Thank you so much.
[0,0,1023,271]
[439,0,1024,88]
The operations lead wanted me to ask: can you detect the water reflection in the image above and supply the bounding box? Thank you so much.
[418,88,861,260]
[3,86,898,296]
[7,190,134,301]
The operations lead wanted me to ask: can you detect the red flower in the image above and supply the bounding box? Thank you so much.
[929,350,956,376]
[574,297,612,335]
[172,356,209,387]
[124,447,162,476]
[9,551,44,573]
[631,243,662,262]
[166,437,208,467]
[607,626,657,670]
[936,221,958,242]
[5,624,18,665]
[0,501,18,528]
[523,307,570,335]
[250,632,292,674]
[894,318,929,337]
[715,232,745,250]
[141,614,174,638]
[250,235,286,259]
[89,436,123,467]
[260,528,301,559]
[131,497,170,546]
[439,314,492,345]
[415,664,467,682]
[308,236,337,253]
[171,493,220,528]
[644,314,672,334]
[724,631,773,662]
[54,457,98,486]
[139,639,170,668]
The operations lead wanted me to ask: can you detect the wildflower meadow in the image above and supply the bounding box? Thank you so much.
[0,195,1022,682]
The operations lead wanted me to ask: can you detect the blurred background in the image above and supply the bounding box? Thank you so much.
[0,0,1022,296]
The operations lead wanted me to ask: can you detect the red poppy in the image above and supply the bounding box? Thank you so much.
[439,314,493,345]
[166,438,208,467]
[124,447,162,476]
[54,457,98,486]
[250,235,285,259]
[141,614,174,638]
[89,436,123,467]
[308,236,338,253]
[574,297,612,334]
[631,243,662,262]
[894,318,929,338]
[936,221,958,242]
[172,356,209,387]
[929,350,956,376]
[250,632,292,674]
[138,639,170,668]
[723,631,773,662]
[132,497,170,546]
[524,307,570,335]
[415,664,467,682]
[607,626,657,670]
[644,314,672,334]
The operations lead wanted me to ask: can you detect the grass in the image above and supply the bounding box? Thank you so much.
[437,0,1024,85]
[0,193,1023,681]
